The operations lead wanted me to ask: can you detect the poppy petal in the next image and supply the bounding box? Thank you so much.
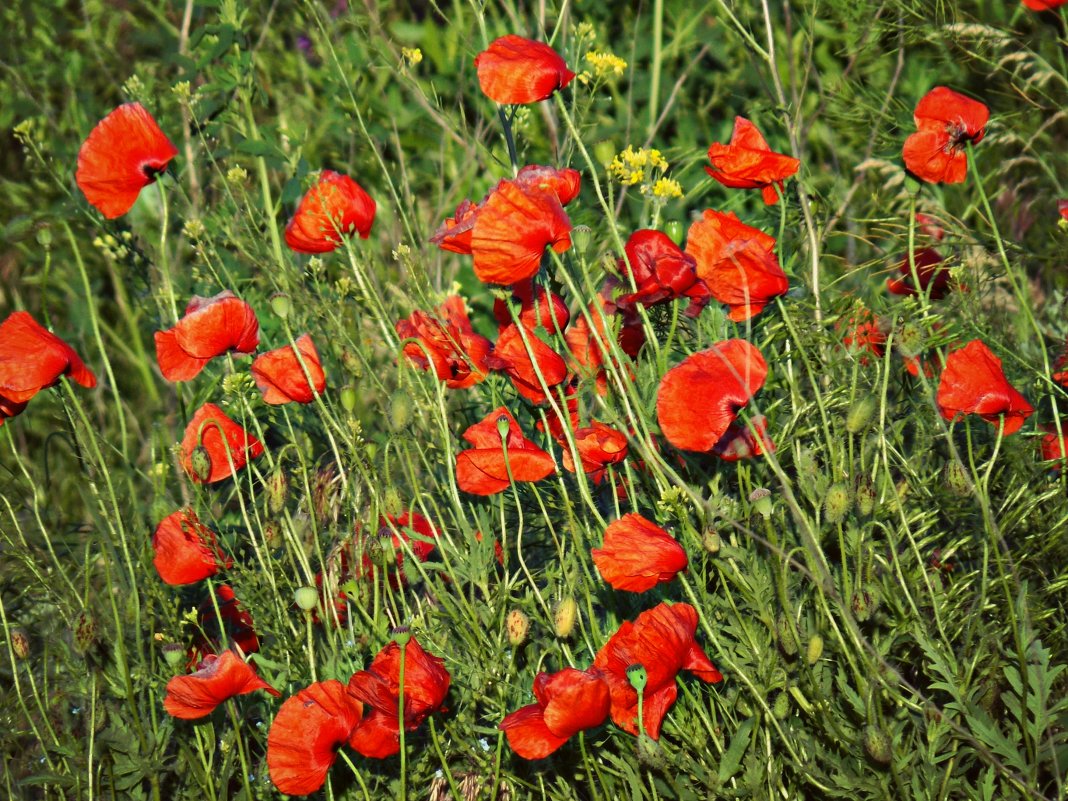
[251,334,327,404]
[591,513,688,592]
[152,509,231,586]
[471,181,572,285]
[285,170,376,254]
[475,36,575,105]
[164,650,279,720]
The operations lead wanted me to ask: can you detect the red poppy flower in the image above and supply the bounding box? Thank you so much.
[76,103,178,219]
[251,334,326,405]
[840,307,888,361]
[152,509,232,586]
[352,512,439,589]
[0,312,96,425]
[591,514,687,592]
[347,635,451,759]
[536,381,581,440]
[285,170,376,254]
[685,210,787,321]
[455,407,556,495]
[902,87,989,185]
[1039,423,1066,467]
[267,680,364,796]
[615,229,708,315]
[705,117,800,205]
[592,603,722,739]
[936,340,1033,435]
[560,421,628,483]
[565,301,611,395]
[154,292,259,382]
[1023,0,1068,11]
[396,295,492,390]
[886,247,952,299]
[1054,341,1068,387]
[657,339,768,452]
[180,403,264,484]
[486,324,569,404]
[475,35,575,105]
[430,199,479,254]
[1059,200,1068,220]
[164,649,279,720]
[493,281,570,334]
[514,165,582,206]
[712,415,774,461]
[191,585,260,664]
[500,669,610,759]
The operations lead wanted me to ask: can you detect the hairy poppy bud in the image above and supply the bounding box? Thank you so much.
[10,628,29,660]
[294,586,318,612]
[846,397,877,434]
[553,597,578,639]
[340,349,363,379]
[506,609,529,646]
[189,446,212,483]
[823,483,851,524]
[944,460,970,496]
[390,391,412,431]
[382,488,403,518]
[664,220,684,245]
[777,613,798,657]
[863,725,892,765]
[806,634,824,665]
[703,529,722,554]
[854,476,876,517]
[161,642,185,668]
[339,386,357,413]
[749,487,773,518]
[73,611,97,655]
[270,293,291,319]
[897,322,923,358]
[267,468,288,516]
[773,691,791,720]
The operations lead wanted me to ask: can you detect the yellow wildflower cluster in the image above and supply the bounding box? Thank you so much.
[401,47,423,67]
[585,50,627,78]
[606,146,682,202]
[643,177,684,200]
[575,22,596,41]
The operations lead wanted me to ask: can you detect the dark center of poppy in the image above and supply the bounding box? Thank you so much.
[943,122,974,153]
[141,159,169,180]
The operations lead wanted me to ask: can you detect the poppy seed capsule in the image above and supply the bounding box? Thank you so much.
[749,487,773,518]
[269,293,291,319]
[863,725,892,765]
[506,609,529,646]
[846,397,877,434]
[339,386,357,413]
[806,634,824,665]
[664,220,684,245]
[10,629,29,660]
[571,224,592,255]
[294,586,318,612]
[189,446,212,483]
[593,140,616,167]
[391,625,412,645]
[625,663,648,692]
[162,642,185,668]
[389,391,411,430]
[702,529,722,554]
[823,483,851,524]
[553,597,578,639]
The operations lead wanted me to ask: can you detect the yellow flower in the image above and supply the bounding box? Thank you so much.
[585,50,627,78]
[647,177,683,200]
[402,47,423,66]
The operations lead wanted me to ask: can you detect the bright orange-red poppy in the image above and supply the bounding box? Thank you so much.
[267,680,364,796]
[486,323,569,404]
[1059,200,1068,220]
[514,164,582,205]
[560,421,628,483]
[705,117,800,205]
[887,247,951,299]
[76,103,178,219]
[616,229,708,315]
[499,669,610,759]
[685,210,787,321]
[180,403,264,484]
[1022,0,1067,12]
[152,509,232,586]
[475,36,575,105]
[0,311,96,426]
[251,334,326,404]
[347,635,451,759]
[592,603,722,739]
[164,649,279,720]
[154,291,259,382]
[591,514,687,592]
[430,199,479,254]
[657,339,768,452]
[396,295,492,389]
[285,170,376,254]
[455,407,556,495]
[712,415,774,461]
[1039,423,1066,467]
[493,280,570,334]
[840,306,888,362]
[190,585,260,666]
[936,340,1033,435]
[564,300,611,395]
[903,87,989,185]
[1054,341,1068,387]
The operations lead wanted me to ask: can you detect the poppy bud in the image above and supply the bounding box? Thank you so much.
[571,224,593,255]
[777,613,798,657]
[664,220,684,245]
[773,691,791,720]
[823,483,851,524]
[851,589,875,622]
[594,140,616,167]
[944,460,971,496]
[10,628,29,660]
[863,724,892,765]
[854,475,876,517]
[267,468,288,516]
[702,529,722,554]
[636,733,665,769]
[382,488,403,518]
[270,293,291,319]
[897,322,924,358]
[553,597,578,639]
[625,663,648,692]
[263,521,282,548]
[189,446,212,483]
[390,391,412,430]
[341,349,363,379]
[161,642,185,668]
[749,487,773,518]
[73,611,98,655]
[294,586,319,612]
[806,634,824,666]
[391,625,412,646]
[846,397,877,434]
[339,386,357,412]
[506,609,529,646]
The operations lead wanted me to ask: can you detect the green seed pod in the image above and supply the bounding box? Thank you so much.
[593,140,616,167]
[664,220,684,245]
[626,664,648,692]
[267,468,289,516]
[294,586,319,612]
[571,224,593,255]
[73,611,97,655]
[391,625,412,646]
[10,629,29,660]
[389,391,412,431]
[863,724,892,765]
[773,692,791,720]
[270,293,291,319]
[506,610,530,646]
[806,634,824,666]
[702,529,722,555]
[823,482,851,524]
[777,613,799,657]
[554,597,578,639]
[339,386,357,413]
[190,446,212,483]
[854,475,876,517]
[749,487,773,518]
[162,643,185,668]
[846,397,877,434]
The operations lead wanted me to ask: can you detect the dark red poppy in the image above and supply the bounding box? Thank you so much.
[592,603,722,739]
[902,87,989,185]
[1022,0,1067,11]
[514,165,582,205]
[591,514,687,592]
[936,340,1033,435]
[499,668,610,759]
[887,247,952,299]
[475,36,575,105]
[657,339,768,452]
[486,324,569,404]
[560,421,628,483]
[267,680,364,796]
[1039,423,1066,467]
[685,210,787,321]
[0,311,96,425]
[396,295,492,389]
[840,307,888,361]
[164,649,279,720]
[493,281,570,334]
[705,117,800,205]
[154,292,259,382]
[152,509,232,586]
[180,403,264,484]
[192,585,260,663]
[712,415,774,461]
[347,635,451,759]
[615,229,708,315]
[76,103,178,219]
[285,170,376,254]
[455,407,556,495]
[251,334,326,404]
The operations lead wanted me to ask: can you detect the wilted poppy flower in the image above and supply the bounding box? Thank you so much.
[887,248,952,299]
[1022,0,1068,11]
[712,415,774,461]
[486,323,569,404]
[903,87,989,185]
[493,281,570,334]
[936,340,1033,435]
[154,291,259,382]
[500,668,610,759]
[615,229,708,315]
[560,421,628,483]
[592,602,722,738]
[514,164,582,206]
[180,403,264,484]
[285,170,376,254]
[475,35,575,105]
[591,514,687,592]
[0,311,96,425]
[396,295,492,389]
[455,407,556,495]
[685,210,787,321]
[152,509,232,586]
[191,585,260,664]
[347,635,451,759]
[76,102,178,219]
[705,117,800,205]
[657,339,768,452]
[1039,423,1066,468]
[267,680,364,796]
[251,334,326,404]
[164,649,279,720]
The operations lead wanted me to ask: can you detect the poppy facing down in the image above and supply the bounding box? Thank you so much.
[592,514,687,592]
[514,164,582,206]
[396,295,492,389]
[154,291,260,382]
[936,340,1033,435]
[615,229,707,315]
[902,87,989,185]
[560,421,629,484]
[657,339,768,452]
[180,403,264,484]
[151,509,232,586]
[164,650,279,720]
[251,334,326,404]
[485,323,569,404]
[285,170,376,254]
[500,669,611,759]
[76,103,178,218]
[705,117,800,205]
[455,407,556,495]
[475,35,575,105]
